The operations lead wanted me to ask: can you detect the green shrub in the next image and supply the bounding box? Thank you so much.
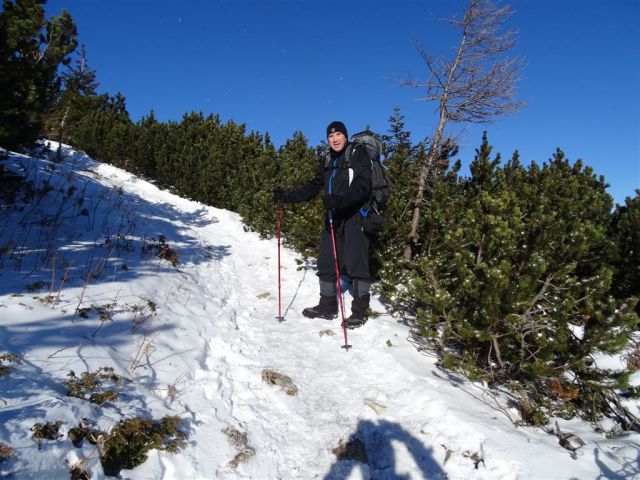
[381,134,639,425]
[69,463,90,480]
[0,353,19,376]
[609,190,640,311]
[32,421,64,445]
[68,422,103,448]
[100,416,187,476]
[65,367,129,405]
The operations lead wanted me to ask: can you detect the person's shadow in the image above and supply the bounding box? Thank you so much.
[323,419,447,480]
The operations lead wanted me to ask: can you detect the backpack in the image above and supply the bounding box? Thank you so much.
[326,130,391,234]
[348,130,390,214]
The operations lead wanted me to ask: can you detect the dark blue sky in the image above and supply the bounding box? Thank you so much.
[43,0,639,204]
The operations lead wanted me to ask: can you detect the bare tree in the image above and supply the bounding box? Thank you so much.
[401,0,524,259]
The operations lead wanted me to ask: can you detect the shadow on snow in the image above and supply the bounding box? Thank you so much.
[324,419,446,480]
[593,442,640,480]
[0,148,232,299]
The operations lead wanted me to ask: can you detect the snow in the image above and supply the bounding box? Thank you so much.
[0,144,638,479]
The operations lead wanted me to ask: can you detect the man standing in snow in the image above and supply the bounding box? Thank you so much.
[274,121,372,328]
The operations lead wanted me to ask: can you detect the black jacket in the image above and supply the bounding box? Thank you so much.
[287,144,372,220]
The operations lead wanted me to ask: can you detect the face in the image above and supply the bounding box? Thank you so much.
[328,132,347,152]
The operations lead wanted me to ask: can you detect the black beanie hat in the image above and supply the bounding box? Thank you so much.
[326,121,348,139]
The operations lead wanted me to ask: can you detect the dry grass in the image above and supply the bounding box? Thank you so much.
[130,335,157,373]
[0,442,15,462]
[261,369,298,396]
[331,437,368,464]
[222,427,255,469]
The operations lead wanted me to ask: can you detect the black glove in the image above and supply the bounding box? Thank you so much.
[273,187,289,204]
[323,194,340,210]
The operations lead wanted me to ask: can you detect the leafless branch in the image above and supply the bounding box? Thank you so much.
[35,28,55,65]
[400,0,524,258]
[521,274,554,321]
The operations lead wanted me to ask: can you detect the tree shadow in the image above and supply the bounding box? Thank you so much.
[430,368,467,387]
[0,148,231,298]
[594,442,640,480]
[324,419,446,480]
[0,305,175,409]
[0,147,218,477]
[0,309,173,360]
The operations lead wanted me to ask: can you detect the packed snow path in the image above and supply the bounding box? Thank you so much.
[0,145,637,479]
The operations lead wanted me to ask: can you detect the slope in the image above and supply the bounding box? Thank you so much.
[0,144,637,479]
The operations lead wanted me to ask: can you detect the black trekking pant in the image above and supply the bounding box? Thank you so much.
[317,213,370,283]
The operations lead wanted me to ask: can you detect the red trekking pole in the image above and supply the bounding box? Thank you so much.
[328,211,351,350]
[275,202,285,322]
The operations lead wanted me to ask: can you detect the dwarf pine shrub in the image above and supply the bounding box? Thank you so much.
[609,190,640,312]
[32,421,64,445]
[69,463,90,480]
[65,367,129,405]
[381,134,640,426]
[100,416,187,477]
[68,421,103,448]
[0,353,19,376]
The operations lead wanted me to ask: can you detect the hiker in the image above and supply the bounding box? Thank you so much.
[273,121,372,328]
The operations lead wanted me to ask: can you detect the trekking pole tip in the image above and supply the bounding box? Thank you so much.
[275,316,285,322]
[341,344,352,351]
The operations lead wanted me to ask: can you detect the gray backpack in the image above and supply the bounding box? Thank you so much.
[347,130,391,214]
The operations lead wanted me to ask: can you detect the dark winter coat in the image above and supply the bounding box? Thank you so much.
[286,144,372,281]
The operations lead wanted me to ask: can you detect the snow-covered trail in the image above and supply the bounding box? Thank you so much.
[94,161,604,480]
[147,202,472,479]
[1,145,637,480]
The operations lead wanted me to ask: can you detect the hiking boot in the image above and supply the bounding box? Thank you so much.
[344,311,368,329]
[302,295,338,320]
[345,293,370,328]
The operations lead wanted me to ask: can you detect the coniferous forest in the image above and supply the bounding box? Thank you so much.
[1,0,639,430]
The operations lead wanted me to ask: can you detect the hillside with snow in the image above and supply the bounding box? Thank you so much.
[0,144,638,480]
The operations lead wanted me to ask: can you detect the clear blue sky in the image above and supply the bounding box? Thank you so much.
[42,0,639,204]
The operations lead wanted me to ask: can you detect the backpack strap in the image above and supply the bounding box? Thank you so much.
[344,142,361,169]
[325,145,356,170]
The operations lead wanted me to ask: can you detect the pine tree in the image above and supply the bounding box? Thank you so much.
[129,110,166,179]
[375,108,419,279]
[0,0,77,149]
[72,92,132,164]
[275,131,324,256]
[45,44,98,158]
[229,131,279,236]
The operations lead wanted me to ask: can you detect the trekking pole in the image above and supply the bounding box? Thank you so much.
[275,202,285,322]
[328,211,351,350]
